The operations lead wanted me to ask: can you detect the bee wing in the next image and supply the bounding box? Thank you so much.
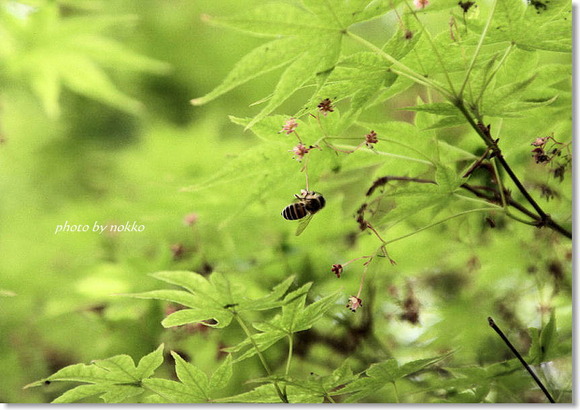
[295,212,314,236]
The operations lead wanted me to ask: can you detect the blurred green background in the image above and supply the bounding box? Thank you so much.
[0,0,572,403]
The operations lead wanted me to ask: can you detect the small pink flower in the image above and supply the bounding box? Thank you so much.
[281,118,299,135]
[331,264,343,278]
[346,296,362,312]
[531,137,547,147]
[413,0,429,9]
[291,143,310,161]
[183,213,199,226]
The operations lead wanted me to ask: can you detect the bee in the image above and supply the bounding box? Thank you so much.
[281,190,325,236]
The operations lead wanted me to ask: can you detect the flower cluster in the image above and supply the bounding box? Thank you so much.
[531,137,551,164]
[530,135,571,181]
[290,143,315,161]
[281,118,299,135]
[364,130,378,148]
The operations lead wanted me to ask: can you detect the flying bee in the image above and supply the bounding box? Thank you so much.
[281,190,325,236]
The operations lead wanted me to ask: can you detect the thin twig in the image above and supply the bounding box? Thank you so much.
[487,317,555,403]
[453,101,572,239]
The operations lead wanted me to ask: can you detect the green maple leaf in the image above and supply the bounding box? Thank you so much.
[24,345,165,403]
[0,3,169,117]
[126,272,296,329]
[191,1,419,129]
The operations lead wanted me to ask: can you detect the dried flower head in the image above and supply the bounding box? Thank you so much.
[532,147,550,164]
[413,0,430,9]
[281,118,299,135]
[365,130,378,148]
[331,264,343,278]
[355,203,368,231]
[346,296,362,312]
[458,1,475,13]
[317,98,334,116]
[552,164,567,182]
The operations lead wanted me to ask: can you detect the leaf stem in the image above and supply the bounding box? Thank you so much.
[392,381,400,403]
[356,260,371,298]
[460,184,537,223]
[453,192,503,209]
[383,207,499,246]
[346,31,453,99]
[330,143,433,165]
[234,314,288,403]
[458,0,498,97]
[402,0,457,96]
[490,155,508,208]
[487,317,555,403]
[284,335,293,379]
[474,43,514,108]
[366,223,387,244]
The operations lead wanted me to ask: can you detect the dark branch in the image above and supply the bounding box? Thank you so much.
[487,317,555,403]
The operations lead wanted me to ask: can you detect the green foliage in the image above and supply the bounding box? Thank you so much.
[335,352,452,402]
[1,0,572,404]
[24,345,165,403]
[0,2,169,117]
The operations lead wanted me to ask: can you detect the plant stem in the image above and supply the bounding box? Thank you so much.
[234,314,288,403]
[458,0,497,97]
[350,14,571,239]
[402,0,457,96]
[487,317,555,403]
[346,31,454,99]
[285,335,293,379]
[383,207,499,246]
[460,183,541,225]
[356,261,370,298]
[453,101,572,239]
[453,193,503,209]
[392,381,400,403]
[367,223,388,244]
[474,43,514,107]
[282,334,294,399]
[331,143,433,165]
[490,155,508,208]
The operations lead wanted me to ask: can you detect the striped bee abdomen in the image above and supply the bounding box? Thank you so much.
[282,202,308,220]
